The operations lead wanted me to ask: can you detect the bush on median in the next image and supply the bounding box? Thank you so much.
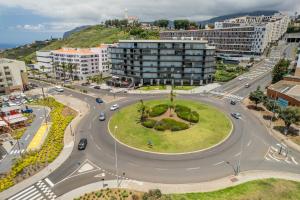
[149,104,169,117]
[175,105,199,123]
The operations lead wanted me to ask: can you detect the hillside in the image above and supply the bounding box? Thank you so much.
[0,25,159,63]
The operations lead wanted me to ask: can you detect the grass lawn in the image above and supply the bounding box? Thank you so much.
[75,179,300,200]
[214,62,248,82]
[109,99,232,153]
[138,85,167,91]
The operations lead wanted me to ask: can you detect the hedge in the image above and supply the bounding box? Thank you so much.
[142,119,157,128]
[154,118,189,131]
[0,97,76,192]
[175,105,199,123]
[149,104,169,117]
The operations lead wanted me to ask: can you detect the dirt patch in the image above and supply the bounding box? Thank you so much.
[151,109,192,124]
[62,106,77,117]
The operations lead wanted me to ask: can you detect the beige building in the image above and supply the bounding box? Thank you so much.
[0,59,28,94]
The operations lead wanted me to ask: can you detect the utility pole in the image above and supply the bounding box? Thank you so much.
[41,87,48,125]
[114,125,119,187]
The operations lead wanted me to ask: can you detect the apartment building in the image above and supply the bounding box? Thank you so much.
[160,13,289,56]
[109,40,216,86]
[0,59,28,94]
[50,44,111,80]
[35,50,53,73]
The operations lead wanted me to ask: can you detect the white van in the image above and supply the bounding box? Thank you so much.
[55,86,64,92]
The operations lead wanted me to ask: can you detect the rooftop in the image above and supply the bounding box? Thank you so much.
[269,80,300,101]
[119,39,209,43]
[52,48,95,55]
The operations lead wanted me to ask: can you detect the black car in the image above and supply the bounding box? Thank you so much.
[230,100,236,105]
[96,98,103,104]
[94,86,101,89]
[78,138,87,150]
[81,82,90,86]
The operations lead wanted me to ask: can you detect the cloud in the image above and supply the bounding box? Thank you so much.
[17,24,45,31]
[0,0,299,22]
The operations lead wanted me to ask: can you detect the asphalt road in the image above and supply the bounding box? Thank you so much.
[20,81,300,198]
[6,42,300,199]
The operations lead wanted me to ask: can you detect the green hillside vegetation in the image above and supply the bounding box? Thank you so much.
[0,25,159,63]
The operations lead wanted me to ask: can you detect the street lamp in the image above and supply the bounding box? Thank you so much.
[114,125,119,187]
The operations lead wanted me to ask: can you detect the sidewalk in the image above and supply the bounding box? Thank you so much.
[58,170,300,200]
[128,83,221,94]
[0,95,90,199]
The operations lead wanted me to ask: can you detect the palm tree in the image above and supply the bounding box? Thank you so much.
[169,89,176,116]
[61,63,67,81]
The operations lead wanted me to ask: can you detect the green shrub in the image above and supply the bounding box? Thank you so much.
[175,105,199,123]
[149,104,169,117]
[142,119,157,128]
[154,118,189,131]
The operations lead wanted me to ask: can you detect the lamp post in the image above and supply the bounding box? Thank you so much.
[114,125,119,187]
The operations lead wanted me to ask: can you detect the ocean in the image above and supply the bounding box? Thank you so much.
[0,43,18,50]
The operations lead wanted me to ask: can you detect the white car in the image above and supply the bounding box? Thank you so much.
[55,86,64,92]
[110,104,119,111]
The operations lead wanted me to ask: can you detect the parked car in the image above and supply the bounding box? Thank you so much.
[94,86,101,90]
[8,102,17,107]
[81,82,90,86]
[231,112,241,119]
[78,138,87,150]
[245,83,250,88]
[99,112,106,121]
[96,98,103,104]
[55,86,64,92]
[22,108,33,113]
[230,100,236,105]
[2,97,9,102]
[110,104,119,111]
[25,97,33,102]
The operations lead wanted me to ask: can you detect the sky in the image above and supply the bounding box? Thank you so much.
[0,0,299,45]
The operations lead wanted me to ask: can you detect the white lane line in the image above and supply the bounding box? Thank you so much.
[8,185,35,200]
[29,193,42,200]
[154,168,168,171]
[265,156,271,161]
[21,149,25,153]
[234,152,242,157]
[271,146,278,152]
[291,157,298,165]
[247,140,252,147]
[22,190,40,200]
[285,158,291,164]
[24,134,30,141]
[45,178,55,187]
[186,167,200,171]
[95,144,102,151]
[213,161,225,166]
[268,154,280,162]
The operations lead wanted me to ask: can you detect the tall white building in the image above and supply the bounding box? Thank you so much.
[51,44,111,80]
[0,59,28,94]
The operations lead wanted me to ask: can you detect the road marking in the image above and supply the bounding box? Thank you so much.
[271,146,278,152]
[213,161,224,166]
[45,177,54,187]
[265,156,271,161]
[234,152,242,157]
[285,158,291,164]
[247,140,252,147]
[154,168,168,171]
[8,185,35,200]
[24,134,30,141]
[186,167,200,171]
[291,157,298,165]
[95,144,102,151]
[94,173,105,178]
[268,154,280,162]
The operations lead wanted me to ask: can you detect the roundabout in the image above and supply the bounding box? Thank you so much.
[108,99,232,153]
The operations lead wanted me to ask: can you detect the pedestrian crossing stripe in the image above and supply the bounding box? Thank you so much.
[7,179,57,200]
[9,149,25,155]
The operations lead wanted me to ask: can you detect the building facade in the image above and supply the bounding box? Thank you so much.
[110,40,216,86]
[0,59,28,94]
[35,50,53,73]
[160,13,289,55]
[51,45,111,80]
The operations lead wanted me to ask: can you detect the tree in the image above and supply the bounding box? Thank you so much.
[272,59,290,83]
[169,89,176,116]
[61,63,67,80]
[263,98,280,119]
[138,99,149,122]
[249,86,265,108]
[67,63,76,81]
[278,106,300,134]
[174,19,190,30]
[153,19,169,28]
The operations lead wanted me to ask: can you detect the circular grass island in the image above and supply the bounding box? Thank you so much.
[109,99,232,153]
